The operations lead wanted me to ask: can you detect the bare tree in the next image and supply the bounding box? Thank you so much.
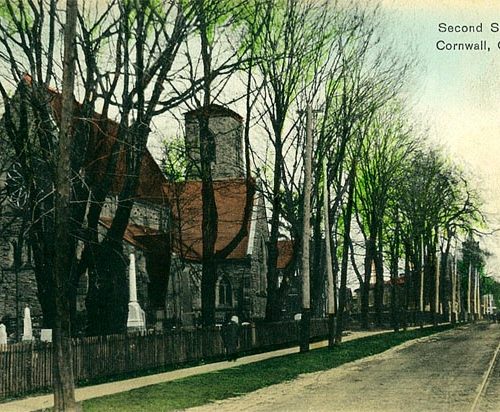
[0,1,198,336]
[184,0,270,326]
[398,148,483,326]
[251,0,338,321]
[52,1,78,409]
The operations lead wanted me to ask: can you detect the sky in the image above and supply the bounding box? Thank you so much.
[145,0,500,283]
[3,0,497,280]
[378,0,500,280]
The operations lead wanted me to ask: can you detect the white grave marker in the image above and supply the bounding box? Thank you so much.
[22,306,33,341]
[0,324,7,345]
[126,253,146,332]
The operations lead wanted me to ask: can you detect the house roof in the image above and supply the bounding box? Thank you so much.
[99,217,169,254]
[52,95,167,203]
[163,178,258,261]
[354,275,407,292]
[100,178,260,262]
[22,74,167,204]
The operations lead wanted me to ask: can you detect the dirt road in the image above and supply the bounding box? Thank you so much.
[189,323,500,412]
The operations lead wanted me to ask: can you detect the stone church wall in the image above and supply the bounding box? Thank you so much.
[0,215,42,337]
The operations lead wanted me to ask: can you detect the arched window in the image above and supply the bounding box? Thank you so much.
[217,276,233,307]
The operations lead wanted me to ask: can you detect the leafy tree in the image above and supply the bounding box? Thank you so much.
[161,138,188,182]
[354,109,416,327]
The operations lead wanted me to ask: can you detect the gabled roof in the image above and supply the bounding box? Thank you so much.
[100,178,261,262]
[21,74,167,203]
[354,276,407,292]
[163,178,258,261]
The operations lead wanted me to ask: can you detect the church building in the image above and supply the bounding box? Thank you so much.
[0,93,286,333]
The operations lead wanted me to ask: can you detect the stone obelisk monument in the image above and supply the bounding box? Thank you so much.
[127,253,146,332]
[22,306,33,341]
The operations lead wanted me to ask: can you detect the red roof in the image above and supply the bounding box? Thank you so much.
[99,217,169,254]
[163,179,257,261]
[277,240,294,269]
[100,179,260,263]
[386,276,406,286]
[23,74,167,203]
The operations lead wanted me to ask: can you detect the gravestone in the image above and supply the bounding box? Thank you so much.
[40,329,52,342]
[0,324,7,345]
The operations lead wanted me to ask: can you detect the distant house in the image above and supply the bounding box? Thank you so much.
[352,276,406,312]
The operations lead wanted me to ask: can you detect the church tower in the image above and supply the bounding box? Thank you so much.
[184,105,245,180]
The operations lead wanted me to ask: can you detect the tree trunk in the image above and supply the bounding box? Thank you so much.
[390,209,400,332]
[199,112,218,326]
[402,243,411,329]
[336,170,355,343]
[311,210,325,318]
[467,263,472,321]
[450,253,457,324]
[361,237,375,329]
[265,137,283,322]
[322,159,336,348]
[374,226,384,327]
[441,237,452,322]
[432,234,440,326]
[86,240,129,335]
[201,259,217,327]
[53,0,78,409]
[419,237,426,327]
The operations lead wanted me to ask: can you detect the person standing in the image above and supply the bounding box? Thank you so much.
[222,315,240,361]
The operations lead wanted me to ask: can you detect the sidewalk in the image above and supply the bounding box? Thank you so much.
[1,329,389,412]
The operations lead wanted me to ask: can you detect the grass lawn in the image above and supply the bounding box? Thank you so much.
[82,325,452,411]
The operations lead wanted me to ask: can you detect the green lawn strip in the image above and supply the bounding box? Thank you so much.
[82,325,451,411]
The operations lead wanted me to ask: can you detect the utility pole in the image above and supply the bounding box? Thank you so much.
[467,263,472,322]
[419,237,424,327]
[434,230,440,326]
[451,253,456,324]
[300,104,313,353]
[322,158,336,348]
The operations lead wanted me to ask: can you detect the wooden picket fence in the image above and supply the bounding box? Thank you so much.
[0,318,329,399]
